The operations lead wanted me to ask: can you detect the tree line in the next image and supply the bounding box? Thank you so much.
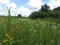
[29,4,60,19]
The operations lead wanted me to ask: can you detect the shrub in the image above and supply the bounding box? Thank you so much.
[29,11,40,19]
[18,14,22,18]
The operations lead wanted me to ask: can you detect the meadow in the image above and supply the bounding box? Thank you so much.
[0,16,60,45]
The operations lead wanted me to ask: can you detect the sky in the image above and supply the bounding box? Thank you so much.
[0,0,60,17]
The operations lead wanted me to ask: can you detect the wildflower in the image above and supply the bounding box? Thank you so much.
[10,38,13,41]
[7,36,11,39]
[2,40,8,43]
[5,34,9,37]
[29,28,33,32]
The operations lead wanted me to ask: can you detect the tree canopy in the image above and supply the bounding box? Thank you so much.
[29,4,60,19]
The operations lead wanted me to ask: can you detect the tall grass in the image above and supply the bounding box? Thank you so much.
[0,9,60,45]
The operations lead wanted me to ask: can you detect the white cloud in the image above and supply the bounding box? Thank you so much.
[27,0,43,9]
[17,6,33,17]
[7,2,17,11]
[0,0,17,16]
[0,5,2,11]
[48,0,60,9]
[0,0,10,4]
[0,11,6,16]
[0,0,43,17]
[17,0,43,17]
[0,0,17,9]
[17,0,44,17]
[0,5,6,15]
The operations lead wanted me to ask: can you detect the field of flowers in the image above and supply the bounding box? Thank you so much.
[0,17,60,45]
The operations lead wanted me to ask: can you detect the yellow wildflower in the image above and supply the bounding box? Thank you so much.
[2,40,8,43]
[5,34,9,37]
[7,36,11,39]
[10,38,13,41]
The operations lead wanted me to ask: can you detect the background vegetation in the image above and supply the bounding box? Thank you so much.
[29,4,60,19]
[0,4,60,45]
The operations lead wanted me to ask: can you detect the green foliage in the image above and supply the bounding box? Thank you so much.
[29,11,40,19]
[0,17,60,45]
[18,14,22,18]
[53,7,60,11]
[53,7,60,18]
[29,4,60,19]
[40,4,50,12]
[29,4,50,19]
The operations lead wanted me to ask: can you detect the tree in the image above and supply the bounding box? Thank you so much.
[29,4,60,19]
[29,11,40,19]
[38,4,50,18]
[29,4,50,19]
[53,7,60,11]
[29,11,47,19]
[18,14,22,18]
[40,4,50,12]
[53,7,60,18]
